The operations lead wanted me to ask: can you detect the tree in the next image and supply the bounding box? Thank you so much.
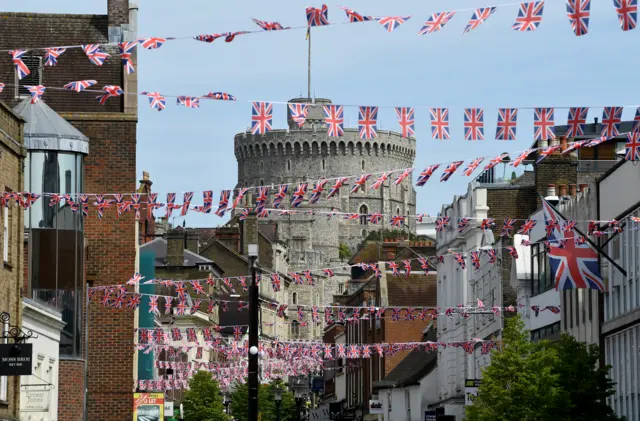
[230,380,297,421]
[552,334,624,421]
[182,371,227,421]
[338,243,352,261]
[465,315,567,421]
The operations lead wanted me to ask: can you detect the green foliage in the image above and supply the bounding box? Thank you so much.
[338,243,352,261]
[182,371,227,421]
[230,379,297,421]
[466,316,624,421]
[355,229,426,252]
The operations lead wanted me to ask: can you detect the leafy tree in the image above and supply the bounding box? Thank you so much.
[338,243,352,261]
[552,334,624,421]
[231,379,297,421]
[465,315,567,421]
[182,371,227,421]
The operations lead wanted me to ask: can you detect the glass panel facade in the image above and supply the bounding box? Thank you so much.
[25,151,84,357]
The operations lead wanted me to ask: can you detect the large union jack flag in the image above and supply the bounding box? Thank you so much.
[534,107,556,141]
[495,108,518,140]
[142,91,166,111]
[358,106,378,140]
[601,106,623,137]
[512,1,545,32]
[614,0,638,31]
[566,0,591,36]
[542,197,604,291]
[395,107,415,138]
[82,44,110,66]
[464,108,484,140]
[418,12,456,34]
[376,16,411,32]
[463,7,497,33]
[288,103,309,127]
[306,4,329,27]
[251,102,273,135]
[9,50,30,80]
[626,131,640,161]
[441,161,464,182]
[430,108,451,140]
[566,107,589,137]
[323,105,345,137]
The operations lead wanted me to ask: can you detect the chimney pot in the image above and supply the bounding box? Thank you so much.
[569,184,577,197]
[547,184,556,197]
[579,183,589,192]
[560,136,568,152]
[558,184,568,197]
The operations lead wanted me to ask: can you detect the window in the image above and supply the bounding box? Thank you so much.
[338,284,345,294]
[287,160,291,171]
[531,243,553,295]
[291,320,299,337]
[15,55,42,98]
[2,203,8,263]
[322,159,326,170]
[292,292,297,305]
[396,207,400,215]
[361,160,365,170]
[260,162,264,172]
[531,322,561,341]
[359,205,368,225]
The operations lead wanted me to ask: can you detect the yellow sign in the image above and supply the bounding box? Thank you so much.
[133,393,164,421]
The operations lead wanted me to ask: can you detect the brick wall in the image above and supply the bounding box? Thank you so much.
[58,360,85,421]
[534,150,578,206]
[108,0,130,25]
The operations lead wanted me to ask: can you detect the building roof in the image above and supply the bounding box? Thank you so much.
[140,237,218,268]
[387,273,437,307]
[13,99,89,154]
[374,327,437,389]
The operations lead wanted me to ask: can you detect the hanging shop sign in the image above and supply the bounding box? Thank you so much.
[0,344,33,376]
[369,400,383,415]
[465,379,482,406]
[133,393,164,421]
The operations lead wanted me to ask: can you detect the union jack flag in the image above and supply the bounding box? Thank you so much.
[139,37,167,49]
[273,185,288,208]
[309,179,328,204]
[323,269,334,278]
[130,194,141,220]
[511,149,533,167]
[388,261,400,276]
[563,220,577,232]
[457,218,470,232]
[82,44,110,66]
[402,260,412,277]
[165,193,176,218]
[290,272,303,285]
[484,153,508,171]
[502,218,516,237]
[142,91,166,111]
[368,213,383,225]
[391,216,405,227]
[435,216,449,232]
[395,107,415,138]
[358,106,378,140]
[418,12,456,34]
[370,172,389,190]
[351,174,371,193]
[463,7,497,33]
[463,157,486,176]
[567,0,591,36]
[394,168,413,185]
[64,80,97,93]
[93,195,112,219]
[96,85,123,105]
[345,213,359,222]
[255,186,269,210]
[566,107,589,137]
[204,92,236,101]
[323,105,344,137]
[215,190,231,217]
[376,16,411,33]
[470,251,481,270]
[339,6,372,22]
[512,2,545,31]
[453,252,466,269]
[496,108,518,140]
[626,131,640,161]
[0,83,4,93]
[542,198,603,291]
[44,47,66,66]
[232,187,249,209]
[327,177,348,199]
[430,108,451,140]
[177,96,200,108]
[601,107,623,137]
[464,108,484,140]
[148,296,159,314]
[200,190,213,214]
[418,256,431,274]
[288,103,309,127]
[440,161,463,182]
[533,108,556,141]
[481,218,496,230]
[485,249,497,264]
[518,219,537,235]
[417,165,440,186]
[191,280,206,295]
[118,42,137,74]
[9,50,30,80]
[112,293,126,309]
[291,183,308,207]
[306,4,329,27]
[26,85,46,104]
[252,18,288,30]
[614,0,638,31]
[233,326,242,341]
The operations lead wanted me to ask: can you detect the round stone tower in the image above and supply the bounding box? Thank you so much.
[234,98,417,269]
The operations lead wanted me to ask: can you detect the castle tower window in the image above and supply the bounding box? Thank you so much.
[260,162,264,172]
[359,205,368,225]
[287,160,291,171]
[396,207,401,215]
[292,292,298,305]
[291,320,300,337]
[15,55,42,99]
[361,160,365,171]
[322,159,325,170]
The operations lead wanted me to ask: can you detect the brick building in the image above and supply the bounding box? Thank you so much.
[0,102,26,419]
[1,1,139,420]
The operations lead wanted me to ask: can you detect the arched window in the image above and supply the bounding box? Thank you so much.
[361,160,365,170]
[362,229,367,239]
[396,207,401,215]
[291,321,300,337]
[292,292,297,305]
[359,205,368,225]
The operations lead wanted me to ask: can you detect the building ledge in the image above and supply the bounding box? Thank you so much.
[602,307,640,336]
[59,112,138,123]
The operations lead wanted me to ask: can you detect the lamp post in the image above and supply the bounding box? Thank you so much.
[273,387,283,421]
[248,242,260,421]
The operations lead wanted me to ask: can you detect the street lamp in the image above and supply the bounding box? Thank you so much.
[273,387,283,421]
[248,241,259,421]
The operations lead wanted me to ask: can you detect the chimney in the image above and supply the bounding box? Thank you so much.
[560,136,568,152]
[166,229,185,267]
[186,229,199,254]
[381,240,398,261]
[558,184,568,197]
[547,184,556,197]
[108,0,129,26]
[579,183,589,192]
[139,171,152,192]
[569,184,577,197]
[241,211,259,256]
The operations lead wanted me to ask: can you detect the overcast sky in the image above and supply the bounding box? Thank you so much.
[6,0,638,227]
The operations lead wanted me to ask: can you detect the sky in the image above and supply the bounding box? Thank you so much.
[6,0,639,227]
